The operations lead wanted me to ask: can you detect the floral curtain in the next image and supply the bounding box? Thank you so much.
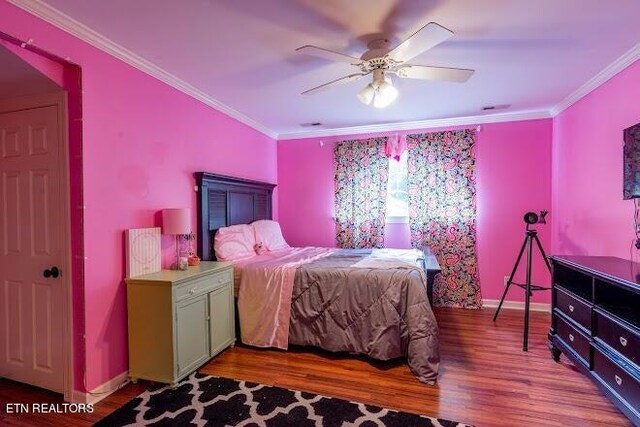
[334,137,389,248]
[407,129,482,308]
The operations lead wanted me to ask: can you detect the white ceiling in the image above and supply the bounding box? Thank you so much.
[0,44,61,99]
[14,0,640,137]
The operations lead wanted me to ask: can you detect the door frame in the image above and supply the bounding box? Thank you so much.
[0,92,73,401]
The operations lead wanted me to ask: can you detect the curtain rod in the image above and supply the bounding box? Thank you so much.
[318,125,482,147]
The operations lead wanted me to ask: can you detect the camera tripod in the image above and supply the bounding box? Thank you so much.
[493,224,551,351]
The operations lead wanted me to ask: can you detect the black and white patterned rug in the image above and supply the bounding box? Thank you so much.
[95,372,471,427]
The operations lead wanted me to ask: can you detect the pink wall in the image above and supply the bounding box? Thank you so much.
[0,3,277,391]
[552,59,640,259]
[476,121,552,303]
[278,119,553,304]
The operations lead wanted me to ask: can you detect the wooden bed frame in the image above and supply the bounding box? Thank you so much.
[194,172,276,261]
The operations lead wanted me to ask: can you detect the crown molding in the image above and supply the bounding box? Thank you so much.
[276,109,552,140]
[7,0,279,139]
[550,41,640,116]
[11,0,639,141]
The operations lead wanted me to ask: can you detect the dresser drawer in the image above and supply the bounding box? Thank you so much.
[175,269,232,301]
[595,309,640,369]
[209,269,233,287]
[555,313,591,366]
[593,347,640,414]
[555,287,592,330]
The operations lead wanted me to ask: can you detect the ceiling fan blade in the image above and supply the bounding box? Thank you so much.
[302,73,368,95]
[396,65,474,83]
[296,45,362,65]
[388,22,453,63]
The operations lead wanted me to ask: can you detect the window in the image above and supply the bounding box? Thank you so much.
[386,151,409,222]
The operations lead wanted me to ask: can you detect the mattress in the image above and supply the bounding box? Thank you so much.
[232,247,439,384]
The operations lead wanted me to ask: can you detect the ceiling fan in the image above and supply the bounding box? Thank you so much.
[296,22,474,108]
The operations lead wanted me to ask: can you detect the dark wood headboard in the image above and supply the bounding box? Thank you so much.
[195,172,276,261]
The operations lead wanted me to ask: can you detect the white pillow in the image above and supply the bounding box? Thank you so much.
[214,224,256,261]
[252,220,290,251]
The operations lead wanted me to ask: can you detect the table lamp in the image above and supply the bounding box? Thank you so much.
[162,208,190,270]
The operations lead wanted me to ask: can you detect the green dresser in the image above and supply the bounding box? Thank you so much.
[126,262,235,387]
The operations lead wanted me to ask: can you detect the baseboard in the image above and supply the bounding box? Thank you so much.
[483,299,551,313]
[70,371,129,404]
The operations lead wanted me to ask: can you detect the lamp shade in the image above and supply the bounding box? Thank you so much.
[357,84,375,105]
[372,78,398,109]
[162,208,191,235]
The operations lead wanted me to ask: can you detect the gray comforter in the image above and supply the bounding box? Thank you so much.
[288,249,440,384]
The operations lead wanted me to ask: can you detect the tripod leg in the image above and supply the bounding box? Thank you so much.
[493,235,529,322]
[533,234,551,272]
[523,233,533,351]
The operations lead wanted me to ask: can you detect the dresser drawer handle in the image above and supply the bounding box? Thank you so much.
[568,334,574,342]
[620,336,628,347]
[568,304,574,313]
[615,375,623,386]
[188,287,198,295]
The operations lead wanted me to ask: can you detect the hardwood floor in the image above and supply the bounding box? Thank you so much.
[0,308,632,426]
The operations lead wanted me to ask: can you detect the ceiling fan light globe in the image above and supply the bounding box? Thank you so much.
[357,84,375,105]
[373,81,398,108]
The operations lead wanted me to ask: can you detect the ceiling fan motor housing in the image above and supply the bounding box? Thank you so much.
[360,38,391,60]
[360,57,402,75]
[359,38,399,74]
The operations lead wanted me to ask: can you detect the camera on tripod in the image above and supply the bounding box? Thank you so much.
[493,209,551,351]
[523,210,548,225]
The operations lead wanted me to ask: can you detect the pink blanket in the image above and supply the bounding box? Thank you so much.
[234,247,335,349]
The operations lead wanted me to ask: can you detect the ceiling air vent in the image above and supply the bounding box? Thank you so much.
[482,104,511,111]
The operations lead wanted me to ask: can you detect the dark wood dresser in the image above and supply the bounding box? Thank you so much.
[549,256,640,425]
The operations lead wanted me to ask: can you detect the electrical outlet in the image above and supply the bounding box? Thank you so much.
[504,276,510,287]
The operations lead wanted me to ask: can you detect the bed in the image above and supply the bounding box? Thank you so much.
[195,172,440,384]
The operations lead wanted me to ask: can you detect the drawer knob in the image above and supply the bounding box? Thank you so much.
[619,336,628,347]
[569,334,574,342]
[189,287,198,295]
[615,375,623,386]
[568,304,574,313]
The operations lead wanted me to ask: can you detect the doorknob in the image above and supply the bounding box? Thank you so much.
[43,267,60,278]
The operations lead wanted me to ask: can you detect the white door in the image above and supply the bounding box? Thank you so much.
[0,105,65,393]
